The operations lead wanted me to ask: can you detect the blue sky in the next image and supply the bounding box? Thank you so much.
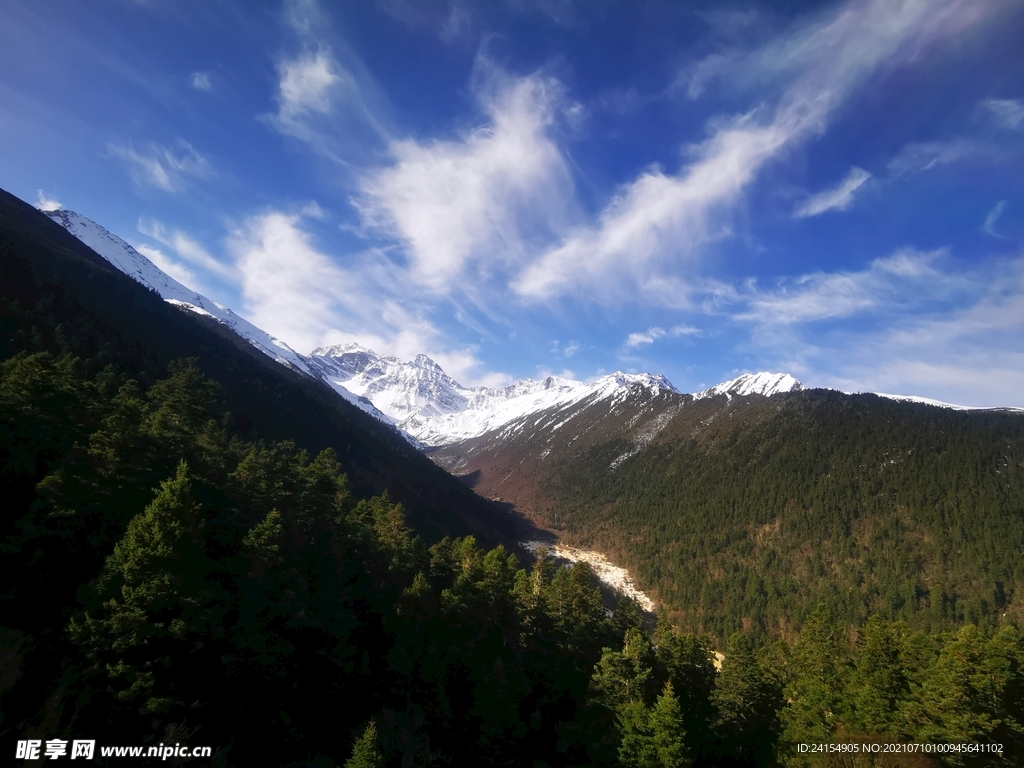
[3,0,1023,405]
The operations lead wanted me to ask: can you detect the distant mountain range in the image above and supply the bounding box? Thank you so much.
[47,207,1018,452]
[41,207,1024,454]
[41,208,811,443]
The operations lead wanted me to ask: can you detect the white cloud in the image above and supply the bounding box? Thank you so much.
[535,366,576,381]
[226,209,504,386]
[674,52,736,100]
[794,167,871,218]
[723,250,1024,407]
[284,0,324,35]
[887,138,981,175]
[264,0,389,153]
[983,97,1024,130]
[513,109,795,301]
[811,265,1024,407]
[736,248,953,325]
[513,0,996,303]
[276,50,339,121]
[624,324,701,349]
[227,211,348,353]
[563,339,581,357]
[138,219,235,281]
[191,71,212,92]
[109,140,212,192]
[356,68,575,294]
[983,200,1007,237]
[625,327,668,348]
[35,189,61,211]
[301,200,325,218]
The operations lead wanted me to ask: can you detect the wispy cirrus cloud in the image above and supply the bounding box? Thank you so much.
[886,138,983,175]
[138,218,236,281]
[802,258,1024,407]
[269,50,340,132]
[623,325,700,349]
[133,243,205,293]
[735,248,954,325]
[191,71,212,92]
[512,0,1000,304]
[794,167,871,218]
[263,0,389,154]
[227,209,507,385]
[109,140,213,193]
[983,200,1007,237]
[715,247,1024,406]
[983,97,1024,130]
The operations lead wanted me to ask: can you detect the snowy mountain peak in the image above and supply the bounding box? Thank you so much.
[694,372,802,400]
[310,342,379,360]
[596,371,677,394]
[412,353,444,373]
[304,348,685,445]
[42,206,808,449]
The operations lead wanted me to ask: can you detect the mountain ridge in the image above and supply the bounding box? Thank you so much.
[35,208,813,445]
[41,209,410,435]
[43,207,1022,455]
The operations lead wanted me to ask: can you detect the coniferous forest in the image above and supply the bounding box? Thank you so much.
[538,390,1024,644]
[3,187,1024,767]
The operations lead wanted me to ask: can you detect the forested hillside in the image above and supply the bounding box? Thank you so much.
[435,387,1024,645]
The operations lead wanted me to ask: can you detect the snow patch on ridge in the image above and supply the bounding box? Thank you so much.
[871,392,1024,413]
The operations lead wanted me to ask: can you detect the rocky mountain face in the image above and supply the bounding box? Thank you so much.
[307,343,690,446]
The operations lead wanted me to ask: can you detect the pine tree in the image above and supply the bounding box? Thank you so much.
[782,606,847,746]
[847,618,909,738]
[712,632,782,768]
[653,618,716,755]
[591,628,656,710]
[242,508,283,572]
[345,721,384,768]
[617,700,657,768]
[69,462,222,716]
[650,682,689,768]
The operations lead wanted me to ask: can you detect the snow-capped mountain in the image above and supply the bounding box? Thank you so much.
[694,371,803,400]
[43,208,817,448]
[308,343,680,446]
[44,209,395,429]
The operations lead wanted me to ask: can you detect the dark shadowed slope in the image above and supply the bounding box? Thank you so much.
[0,187,519,547]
